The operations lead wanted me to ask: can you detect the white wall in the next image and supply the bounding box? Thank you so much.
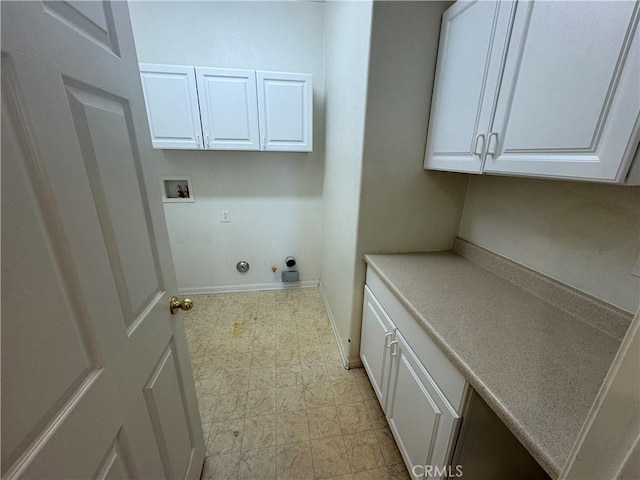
[350,1,468,359]
[128,1,324,292]
[320,1,469,365]
[320,0,373,363]
[459,176,640,313]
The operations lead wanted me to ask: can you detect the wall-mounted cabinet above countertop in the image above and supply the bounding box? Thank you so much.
[424,0,640,184]
[139,64,313,152]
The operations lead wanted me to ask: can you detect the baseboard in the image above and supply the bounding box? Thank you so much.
[180,280,319,295]
[319,281,362,370]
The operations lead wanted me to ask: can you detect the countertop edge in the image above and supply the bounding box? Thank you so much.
[363,253,562,478]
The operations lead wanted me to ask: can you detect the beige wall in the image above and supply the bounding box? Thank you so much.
[320,0,373,363]
[129,1,325,292]
[459,176,640,313]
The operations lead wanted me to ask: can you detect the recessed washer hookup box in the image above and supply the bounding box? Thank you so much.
[282,271,299,282]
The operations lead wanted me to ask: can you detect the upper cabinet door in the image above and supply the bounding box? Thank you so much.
[195,67,261,151]
[257,71,313,152]
[139,64,203,149]
[485,1,640,182]
[424,1,515,173]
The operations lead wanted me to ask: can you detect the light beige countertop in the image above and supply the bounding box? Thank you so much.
[364,239,632,479]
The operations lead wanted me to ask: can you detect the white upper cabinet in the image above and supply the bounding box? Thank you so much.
[138,64,313,152]
[425,0,640,183]
[425,1,515,173]
[485,1,640,182]
[195,67,261,151]
[139,64,203,149]
[257,71,313,152]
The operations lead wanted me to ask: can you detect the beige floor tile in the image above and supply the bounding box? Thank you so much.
[276,441,314,479]
[325,363,355,381]
[276,365,303,388]
[238,447,276,479]
[277,385,306,412]
[307,406,342,440]
[276,410,310,445]
[201,453,241,480]
[374,428,404,466]
[207,418,244,455]
[248,367,276,391]
[250,347,276,368]
[363,399,387,430]
[198,395,219,426]
[187,337,209,358]
[301,362,329,385]
[220,369,251,395]
[194,372,224,397]
[214,392,248,421]
[299,345,326,363]
[242,415,277,451]
[276,347,301,366]
[344,430,386,473]
[226,351,253,371]
[303,382,335,409]
[331,378,363,405]
[245,388,277,417]
[199,354,228,375]
[351,467,391,480]
[388,464,410,480]
[337,402,372,434]
[310,436,351,479]
[356,377,378,402]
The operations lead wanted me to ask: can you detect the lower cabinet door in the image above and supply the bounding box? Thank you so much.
[360,287,395,409]
[386,331,461,480]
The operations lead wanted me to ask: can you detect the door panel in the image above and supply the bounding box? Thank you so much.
[424,0,515,173]
[360,287,394,409]
[144,341,194,480]
[387,343,440,480]
[139,64,203,150]
[256,71,313,152]
[486,1,640,181]
[196,67,260,150]
[1,2,204,478]
[65,81,162,326]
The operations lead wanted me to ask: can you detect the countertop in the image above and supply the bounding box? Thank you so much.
[364,241,631,479]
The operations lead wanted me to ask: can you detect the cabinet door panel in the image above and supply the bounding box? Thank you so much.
[387,332,461,480]
[257,71,313,152]
[424,1,515,173]
[139,64,203,150]
[196,67,260,151]
[387,336,440,479]
[486,1,640,182]
[360,287,395,409]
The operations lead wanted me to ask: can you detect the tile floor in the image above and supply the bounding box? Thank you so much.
[184,288,410,480]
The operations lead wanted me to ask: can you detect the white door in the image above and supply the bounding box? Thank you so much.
[424,0,515,173]
[256,71,313,152]
[1,2,205,479]
[360,287,395,409]
[386,332,460,480]
[485,1,640,182]
[139,64,203,150]
[195,67,261,150]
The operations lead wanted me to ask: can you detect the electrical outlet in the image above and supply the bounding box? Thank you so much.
[222,210,230,223]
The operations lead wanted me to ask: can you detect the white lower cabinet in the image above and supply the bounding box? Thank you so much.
[361,269,468,480]
[360,287,395,406]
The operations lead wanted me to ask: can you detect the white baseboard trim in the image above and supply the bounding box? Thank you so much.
[319,281,362,370]
[180,280,319,296]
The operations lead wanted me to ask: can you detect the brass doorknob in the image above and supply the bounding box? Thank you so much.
[170,296,194,315]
